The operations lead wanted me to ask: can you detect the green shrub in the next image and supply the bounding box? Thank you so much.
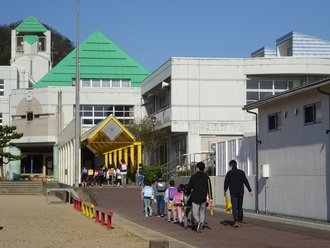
[143,165,161,183]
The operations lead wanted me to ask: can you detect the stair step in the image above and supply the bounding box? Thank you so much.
[0,181,44,195]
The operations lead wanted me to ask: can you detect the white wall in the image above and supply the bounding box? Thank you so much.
[258,87,330,221]
[11,86,144,143]
[142,57,330,166]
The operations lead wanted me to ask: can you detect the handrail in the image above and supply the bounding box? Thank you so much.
[158,152,216,180]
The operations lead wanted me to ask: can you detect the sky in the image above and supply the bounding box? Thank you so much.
[1,0,330,72]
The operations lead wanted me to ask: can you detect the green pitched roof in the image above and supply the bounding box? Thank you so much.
[24,35,38,45]
[15,15,48,32]
[34,30,150,88]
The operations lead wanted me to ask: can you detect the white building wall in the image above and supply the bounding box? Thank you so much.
[258,88,330,221]
[8,86,144,184]
[142,57,330,164]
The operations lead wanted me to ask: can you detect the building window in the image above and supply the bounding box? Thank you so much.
[27,112,33,121]
[304,102,321,124]
[16,36,24,51]
[73,78,131,88]
[79,105,134,125]
[38,37,46,51]
[0,113,2,125]
[21,154,43,174]
[0,79,4,96]
[268,113,281,131]
[154,93,170,112]
[246,80,294,104]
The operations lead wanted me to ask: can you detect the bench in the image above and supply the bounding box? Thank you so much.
[95,206,114,229]
[73,197,83,211]
[82,201,94,219]
[46,188,71,204]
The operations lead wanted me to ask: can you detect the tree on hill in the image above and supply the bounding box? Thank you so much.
[0,20,74,67]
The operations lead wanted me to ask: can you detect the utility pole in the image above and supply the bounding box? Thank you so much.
[150,116,156,165]
[74,0,81,187]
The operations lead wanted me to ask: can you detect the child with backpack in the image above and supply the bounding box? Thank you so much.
[182,184,193,229]
[164,180,178,222]
[115,167,121,187]
[173,184,184,225]
[141,181,154,217]
[154,172,166,217]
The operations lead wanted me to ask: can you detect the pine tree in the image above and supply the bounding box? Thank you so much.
[0,125,25,178]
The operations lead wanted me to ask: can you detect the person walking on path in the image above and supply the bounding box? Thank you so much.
[99,165,106,186]
[154,172,167,217]
[81,166,88,188]
[174,184,185,225]
[182,184,193,229]
[224,159,253,228]
[137,164,144,186]
[187,162,213,233]
[141,181,154,217]
[165,180,178,222]
[93,167,100,186]
[87,167,94,186]
[119,159,128,187]
[107,165,115,187]
[115,167,122,187]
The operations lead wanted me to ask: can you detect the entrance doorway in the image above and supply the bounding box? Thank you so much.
[21,153,43,174]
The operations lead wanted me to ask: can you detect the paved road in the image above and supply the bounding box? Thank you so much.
[86,186,330,248]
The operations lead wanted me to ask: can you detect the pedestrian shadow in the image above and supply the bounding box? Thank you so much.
[203,225,211,230]
[220,220,233,227]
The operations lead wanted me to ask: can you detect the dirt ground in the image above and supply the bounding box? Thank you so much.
[0,195,149,248]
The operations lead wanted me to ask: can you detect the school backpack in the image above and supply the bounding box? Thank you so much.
[156,180,166,192]
[144,186,153,198]
[168,187,177,200]
[121,163,127,171]
[173,192,183,205]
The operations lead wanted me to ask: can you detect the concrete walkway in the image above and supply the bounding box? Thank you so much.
[87,186,330,248]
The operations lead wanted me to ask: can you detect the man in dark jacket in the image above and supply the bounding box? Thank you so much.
[187,162,212,233]
[224,159,253,228]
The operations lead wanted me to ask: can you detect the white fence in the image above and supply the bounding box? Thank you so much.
[216,136,256,176]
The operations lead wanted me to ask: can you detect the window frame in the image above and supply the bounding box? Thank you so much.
[268,112,281,132]
[304,102,321,125]
[79,105,134,126]
[0,79,4,96]
[73,78,132,88]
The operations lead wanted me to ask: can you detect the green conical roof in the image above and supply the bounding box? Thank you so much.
[34,30,150,88]
[15,15,48,32]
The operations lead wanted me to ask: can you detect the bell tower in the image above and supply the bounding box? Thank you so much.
[10,15,51,87]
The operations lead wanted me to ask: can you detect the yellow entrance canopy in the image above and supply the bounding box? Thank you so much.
[81,115,136,154]
[81,115,142,170]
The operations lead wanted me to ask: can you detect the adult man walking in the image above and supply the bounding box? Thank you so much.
[187,162,212,233]
[224,159,253,228]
